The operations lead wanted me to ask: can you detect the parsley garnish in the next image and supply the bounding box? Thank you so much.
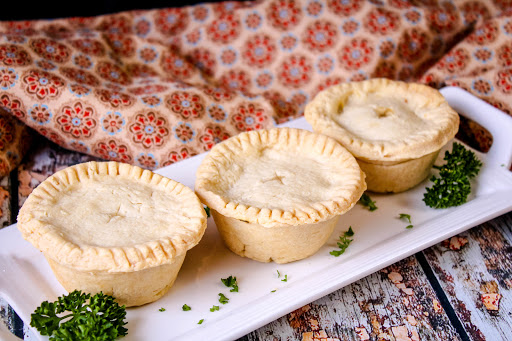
[30,290,127,341]
[399,213,411,223]
[281,275,288,282]
[182,304,191,311]
[204,206,211,218]
[218,293,229,304]
[406,225,414,229]
[210,305,219,312]
[330,226,355,256]
[271,289,276,293]
[221,276,239,292]
[423,142,482,209]
[198,319,204,324]
[159,307,166,312]
[359,193,378,211]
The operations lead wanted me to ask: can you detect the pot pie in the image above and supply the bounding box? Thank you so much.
[17,161,207,307]
[195,127,366,263]
[304,78,459,193]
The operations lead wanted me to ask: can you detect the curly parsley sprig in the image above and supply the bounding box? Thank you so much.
[423,143,482,209]
[30,290,127,341]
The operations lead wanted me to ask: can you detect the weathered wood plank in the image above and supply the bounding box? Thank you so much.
[423,212,512,341]
[242,256,461,341]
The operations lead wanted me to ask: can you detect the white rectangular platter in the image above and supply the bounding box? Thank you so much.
[1,87,512,341]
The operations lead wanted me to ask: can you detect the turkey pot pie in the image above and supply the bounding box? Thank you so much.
[305,78,459,193]
[195,127,366,263]
[17,161,207,307]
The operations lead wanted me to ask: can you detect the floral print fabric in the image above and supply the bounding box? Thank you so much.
[0,0,510,175]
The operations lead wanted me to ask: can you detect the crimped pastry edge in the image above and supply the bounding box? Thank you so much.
[194,127,366,227]
[304,78,459,162]
[16,161,207,272]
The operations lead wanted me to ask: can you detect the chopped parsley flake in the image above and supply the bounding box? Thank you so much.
[210,305,219,312]
[204,206,211,218]
[330,226,355,257]
[399,213,412,223]
[198,319,204,325]
[182,304,191,311]
[159,307,166,312]
[218,293,229,304]
[359,193,378,211]
[221,276,239,292]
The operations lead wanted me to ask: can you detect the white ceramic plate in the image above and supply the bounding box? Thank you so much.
[1,87,511,341]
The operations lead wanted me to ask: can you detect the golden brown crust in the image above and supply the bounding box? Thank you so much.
[17,161,207,272]
[304,78,459,162]
[194,127,366,227]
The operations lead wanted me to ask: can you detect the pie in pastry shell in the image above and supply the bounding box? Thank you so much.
[194,127,366,263]
[17,161,207,307]
[304,78,459,193]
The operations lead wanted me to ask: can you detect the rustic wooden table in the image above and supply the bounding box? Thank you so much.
[1,135,511,341]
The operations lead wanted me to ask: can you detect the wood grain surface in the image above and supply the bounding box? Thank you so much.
[1,137,511,341]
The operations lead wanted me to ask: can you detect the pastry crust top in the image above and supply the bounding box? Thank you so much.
[17,161,207,272]
[195,127,366,227]
[304,78,459,162]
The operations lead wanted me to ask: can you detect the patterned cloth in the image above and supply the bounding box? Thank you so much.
[0,0,510,176]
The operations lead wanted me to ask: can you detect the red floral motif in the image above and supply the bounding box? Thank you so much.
[245,11,262,29]
[126,63,158,78]
[306,1,323,16]
[101,111,125,135]
[212,1,245,14]
[22,69,65,100]
[69,83,91,97]
[95,88,134,108]
[162,147,197,166]
[349,72,368,82]
[264,91,298,123]
[96,61,131,85]
[29,104,52,125]
[0,93,26,119]
[95,139,132,163]
[0,45,31,66]
[72,54,93,69]
[327,0,362,16]
[29,38,71,64]
[192,6,209,22]
[136,153,158,169]
[256,71,273,89]
[166,91,204,119]
[173,122,196,143]
[68,140,90,154]
[60,67,100,86]
[460,1,490,24]
[389,0,411,8]
[207,13,241,44]
[154,8,189,36]
[365,8,400,35]
[43,24,74,40]
[397,28,429,63]
[242,34,277,67]
[127,84,169,96]
[70,39,105,56]
[220,70,252,93]
[341,19,359,35]
[161,50,197,79]
[474,48,493,63]
[199,125,231,151]
[105,33,136,57]
[496,69,512,93]
[138,46,158,63]
[3,21,36,36]
[278,55,313,88]
[232,103,268,131]
[427,2,460,33]
[201,85,234,102]
[97,15,133,35]
[186,29,202,45]
[135,18,151,37]
[372,61,397,79]
[129,111,169,148]
[191,48,216,78]
[56,101,97,138]
[0,116,14,151]
[220,48,237,65]
[38,127,65,146]
[267,0,302,30]
[207,104,227,122]
[0,67,17,89]
[338,38,374,70]
[436,48,470,73]
[497,42,512,67]
[303,20,338,52]
[467,21,499,45]
[472,78,493,95]
[141,95,161,107]
[316,77,344,94]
